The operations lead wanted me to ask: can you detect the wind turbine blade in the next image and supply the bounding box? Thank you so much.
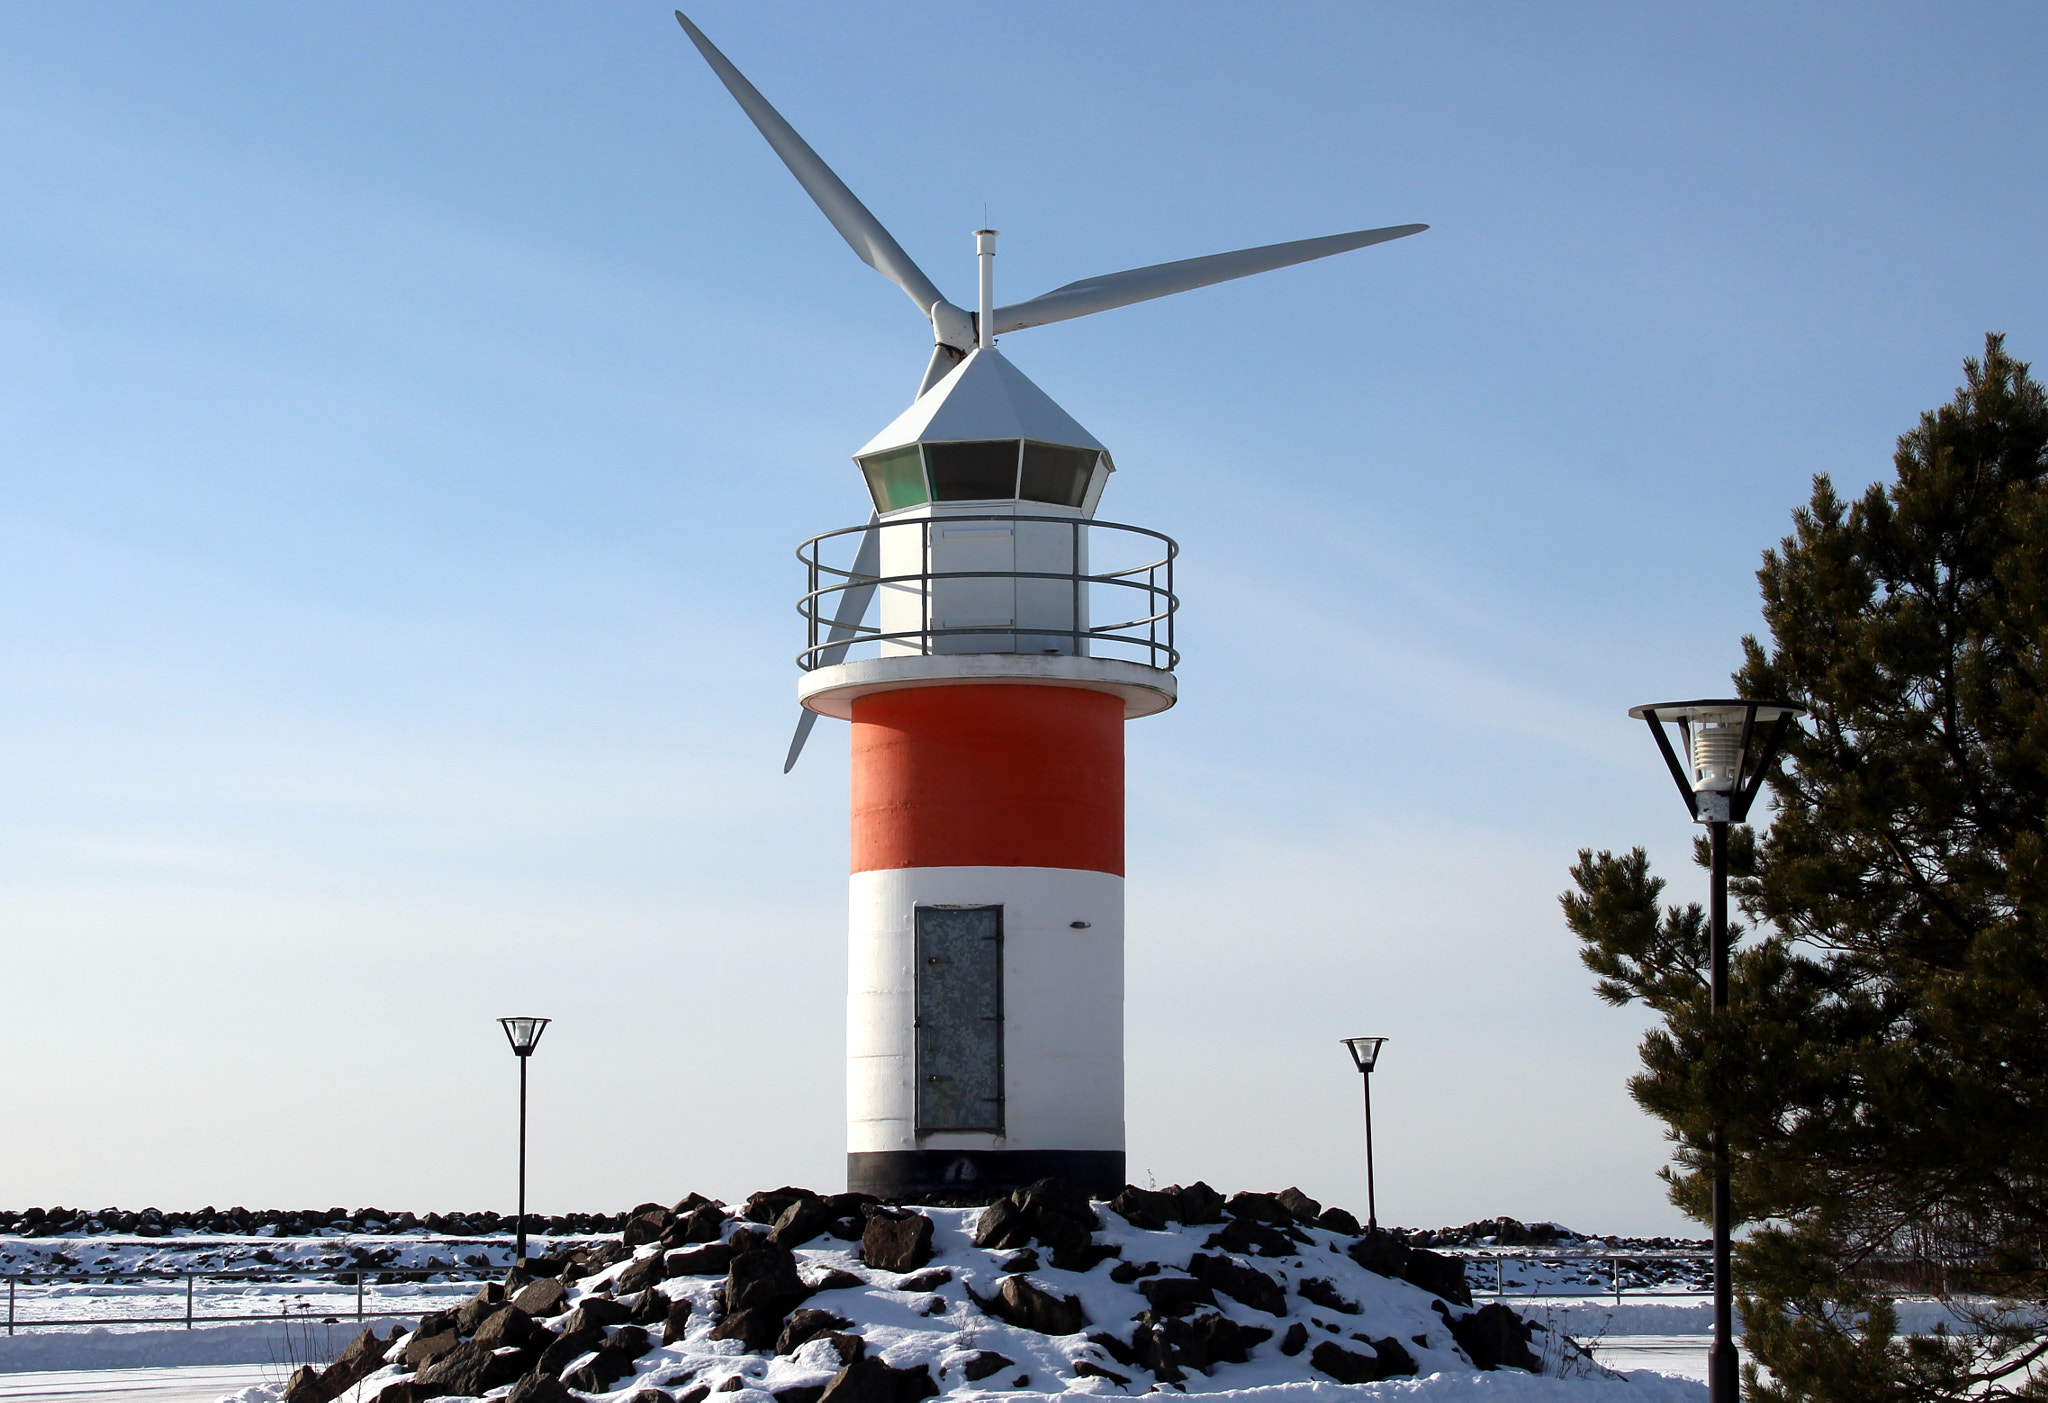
[993,224,1428,333]
[674,11,946,318]
[784,514,883,773]
[783,710,821,774]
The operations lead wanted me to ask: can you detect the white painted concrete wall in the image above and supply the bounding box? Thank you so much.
[847,864,1124,1156]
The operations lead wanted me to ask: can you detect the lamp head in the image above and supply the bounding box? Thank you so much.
[1341,1036,1386,1073]
[1628,698,1806,823]
[499,1016,551,1057]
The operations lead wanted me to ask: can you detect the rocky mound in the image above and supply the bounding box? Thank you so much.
[269,1182,1652,1403]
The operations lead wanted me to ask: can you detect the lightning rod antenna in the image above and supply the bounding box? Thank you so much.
[975,228,997,350]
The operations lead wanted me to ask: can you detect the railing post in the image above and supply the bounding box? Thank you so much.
[1070,518,1080,657]
[357,1271,365,1323]
[8,1275,14,1336]
[186,1272,194,1330]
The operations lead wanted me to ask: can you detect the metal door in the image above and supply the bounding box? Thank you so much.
[914,905,1004,1134]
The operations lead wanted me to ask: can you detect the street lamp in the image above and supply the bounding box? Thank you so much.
[1627,699,1805,1403]
[1340,1037,1388,1231]
[498,1016,551,1263]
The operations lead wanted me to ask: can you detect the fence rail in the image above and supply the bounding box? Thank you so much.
[1450,1251,1717,1303]
[3,1267,500,1336]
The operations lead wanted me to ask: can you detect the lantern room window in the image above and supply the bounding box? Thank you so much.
[856,439,1104,513]
[858,445,929,512]
[1020,442,1095,508]
[925,440,1020,501]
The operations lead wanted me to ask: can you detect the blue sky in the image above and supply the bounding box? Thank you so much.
[1,2,2041,1235]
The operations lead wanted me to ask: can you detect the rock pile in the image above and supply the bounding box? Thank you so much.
[307,1180,1563,1403]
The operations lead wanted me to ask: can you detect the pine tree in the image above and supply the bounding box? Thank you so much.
[1564,336,2048,1401]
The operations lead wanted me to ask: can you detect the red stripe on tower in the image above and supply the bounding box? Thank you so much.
[851,685,1123,876]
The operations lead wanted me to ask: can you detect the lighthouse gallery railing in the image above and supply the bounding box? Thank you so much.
[797,514,1178,672]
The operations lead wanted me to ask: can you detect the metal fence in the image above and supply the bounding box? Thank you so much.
[1458,1251,1717,1303]
[3,1267,500,1335]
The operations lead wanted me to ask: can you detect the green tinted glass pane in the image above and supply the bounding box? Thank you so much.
[925,440,1020,501]
[1019,442,1095,507]
[859,446,929,512]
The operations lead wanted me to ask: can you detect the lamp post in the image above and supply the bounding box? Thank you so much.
[1627,699,1804,1403]
[498,1016,551,1263]
[1340,1037,1387,1230]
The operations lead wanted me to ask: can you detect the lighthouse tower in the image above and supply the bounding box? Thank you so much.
[671,0,1425,1209]
[797,287,1177,1200]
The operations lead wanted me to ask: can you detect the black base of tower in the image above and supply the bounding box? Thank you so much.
[848,1149,1125,1203]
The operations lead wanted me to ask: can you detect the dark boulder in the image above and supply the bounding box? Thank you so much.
[1173,1182,1227,1225]
[618,1251,666,1294]
[415,1310,457,1340]
[504,1373,572,1403]
[511,1278,567,1318]
[472,1306,538,1351]
[413,1341,494,1399]
[775,1308,853,1356]
[661,1298,695,1345]
[1315,1206,1363,1235]
[402,1331,461,1369]
[957,1352,1013,1383]
[632,1288,671,1327]
[1109,1186,1179,1230]
[997,1249,1039,1274]
[771,1390,822,1403]
[966,1275,1089,1336]
[971,1198,1029,1251]
[1207,1216,1297,1258]
[283,1365,328,1403]
[623,1207,674,1247]
[1309,1338,1415,1386]
[769,1197,835,1251]
[1295,1278,1361,1315]
[1185,1254,1286,1316]
[804,1268,865,1293]
[859,1211,934,1273]
[453,1285,507,1336]
[666,1243,736,1276]
[971,1178,1099,1265]
[562,1350,638,1394]
[559,1297,634,1334]
[1070,1361,1128,1387]
[665,1205,728,1247]
[1275,1188,1322,1224]
[895,1268,950,1293]
[534,1327,604,1377]
[708,1307,786,1352]
[320,1326,397,1397]
[1404,1247,1471,1306]
[1448,1303,1540,1372]
[1279,1322,1308,1357]
[1224,1192,1293,1226]
[816,1357,936,1403]
[1136,1277,1216,1317]
[1107,1259,1159,1284]
[606,1327,653,1360]
[1347,1228,1410,1279]
[744,1187,817,1225]
[628,1392,676,1403]
[726,1238,810,1316]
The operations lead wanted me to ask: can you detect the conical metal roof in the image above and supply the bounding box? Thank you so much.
[855,348,1108,458]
